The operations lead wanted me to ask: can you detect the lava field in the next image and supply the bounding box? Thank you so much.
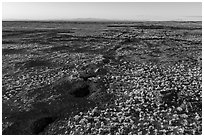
[2,21,202,135]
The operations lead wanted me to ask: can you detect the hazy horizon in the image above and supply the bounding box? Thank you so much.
[2,2,202,21]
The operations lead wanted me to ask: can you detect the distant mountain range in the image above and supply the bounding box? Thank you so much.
[3,17,202,22]
[3,18,118,22]
[69,18,114,22]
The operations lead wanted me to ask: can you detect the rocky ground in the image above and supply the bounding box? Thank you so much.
[2,21,202,135]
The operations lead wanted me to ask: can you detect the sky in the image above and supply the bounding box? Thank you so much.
[2,2,202,21]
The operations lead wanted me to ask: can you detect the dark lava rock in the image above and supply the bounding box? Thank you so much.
[3,72,111,135]
[88,91,114,105]
[30,117,57,134]
[2,121,30,135]
[3,117,57,135]
[79,71,97,81]
[2,48,26,55]
[15,58,51,69]
[160,89,179,107]
[102,58,110,64]
[95,68,108,75]
[79,64,98,80]
[91,107,100,116]
[24,59,51,68]
[102,54,116,64]
[69,83,90,97]
[51,74,107,99]
[79,64,108,81]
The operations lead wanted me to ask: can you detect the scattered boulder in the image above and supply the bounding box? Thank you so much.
[79,71,97,81]
[95,68,108,75]
[79,63,108,81]
[197,55,202,65]
[73,115,81,121]
[91,107,100,116]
